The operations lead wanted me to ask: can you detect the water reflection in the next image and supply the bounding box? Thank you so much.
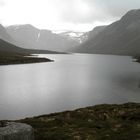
[0,54,140,120]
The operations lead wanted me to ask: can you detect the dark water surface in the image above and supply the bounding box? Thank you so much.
[0,54,140,120]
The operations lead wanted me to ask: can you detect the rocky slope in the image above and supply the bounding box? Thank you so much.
[73,9,140,56]
[19,103,140,140]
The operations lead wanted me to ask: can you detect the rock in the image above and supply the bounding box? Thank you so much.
[0,122,34,140]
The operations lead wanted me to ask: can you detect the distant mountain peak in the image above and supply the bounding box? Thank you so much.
[6,24,80,51]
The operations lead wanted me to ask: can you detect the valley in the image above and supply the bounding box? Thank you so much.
[0,5,140,140]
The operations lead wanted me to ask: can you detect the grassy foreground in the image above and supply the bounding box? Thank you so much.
[18,103,140,140]
[0,55,53,65]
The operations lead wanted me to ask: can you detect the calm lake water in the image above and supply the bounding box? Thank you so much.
[0,54,140,120]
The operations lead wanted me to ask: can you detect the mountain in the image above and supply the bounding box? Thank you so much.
[6,24,79,52]
[0,38,30,55]
[0,39,55,65]
[0,38,64,56]
[0,24,15,43]
[59,31,88,43]
[87,26,106,39]
[72,9,140,56]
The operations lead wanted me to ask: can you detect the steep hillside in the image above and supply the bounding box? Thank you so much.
[73,9,140,56]
[0,38,64,55]
[0,24,15,43]
[0,39,29,55]
[87,26,106,39]
[0,39,54,65]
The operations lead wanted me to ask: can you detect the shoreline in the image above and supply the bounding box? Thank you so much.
[133,56,140,63]
[136,57,140,63]
[0,55,53,65]
[17,102,140,140]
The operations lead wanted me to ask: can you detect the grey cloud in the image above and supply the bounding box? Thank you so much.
[59,0,140,24]
[89,0,140,17]
[60,0,108,23]
[0,0,5,7]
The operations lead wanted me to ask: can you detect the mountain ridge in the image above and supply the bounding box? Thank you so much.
[0,24,15,44]
[72,9,140,56]
[0,38,65,55]
[6,24,79,51]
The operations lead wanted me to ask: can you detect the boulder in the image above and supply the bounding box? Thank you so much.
[0,122,34,140]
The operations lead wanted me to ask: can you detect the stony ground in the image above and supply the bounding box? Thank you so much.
[18,103,140,140]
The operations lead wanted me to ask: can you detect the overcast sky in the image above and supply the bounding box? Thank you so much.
[0,0,140,32]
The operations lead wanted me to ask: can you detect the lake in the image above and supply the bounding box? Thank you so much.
[0,54,140,120]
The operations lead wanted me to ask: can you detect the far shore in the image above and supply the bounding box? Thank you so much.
[136,57,140,63]
[0,54,53,65]
[133,56,140,63]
